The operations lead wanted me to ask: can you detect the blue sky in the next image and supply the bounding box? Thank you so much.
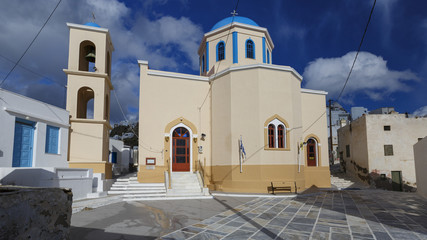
[0,0,426,123]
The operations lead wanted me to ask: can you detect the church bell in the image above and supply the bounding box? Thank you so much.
[85,47,96,63]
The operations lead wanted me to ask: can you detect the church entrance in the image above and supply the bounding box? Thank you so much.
[172,127,190,171]
[307,138,317,166]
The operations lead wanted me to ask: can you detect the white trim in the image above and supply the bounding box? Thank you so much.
[212,192,296,198]
[169,123,193,173]
[307,137,319,167]
[210,64,303,81]
[148,70,209,82]
[5,107,69,128]
[138,60,149,65]
[66,23,109,33]
[301,88,328,95]
[268,118,286,148]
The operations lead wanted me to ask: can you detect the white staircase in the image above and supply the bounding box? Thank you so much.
[167,172,209,197]
[108,177,167,201]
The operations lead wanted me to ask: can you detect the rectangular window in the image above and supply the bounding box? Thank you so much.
[384,125,391,131]
[45,125,59,154]
[384,145,394,156]
[346,145,350,157]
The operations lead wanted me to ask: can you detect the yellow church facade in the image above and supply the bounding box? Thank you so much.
[138,16,331,193]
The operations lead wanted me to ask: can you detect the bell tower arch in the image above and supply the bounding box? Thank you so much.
[64,22,114,179]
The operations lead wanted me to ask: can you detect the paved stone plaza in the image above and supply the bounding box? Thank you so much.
[161,190,427,240]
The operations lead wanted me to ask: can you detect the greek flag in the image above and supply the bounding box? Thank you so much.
[240,136,246,160]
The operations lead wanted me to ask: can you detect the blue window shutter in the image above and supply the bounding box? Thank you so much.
[262,37,266,63]
[267,50,270,64]
[233,32,238,63]
[46,126,59,154]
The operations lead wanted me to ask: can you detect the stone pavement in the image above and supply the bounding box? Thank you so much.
[161,190,427,240]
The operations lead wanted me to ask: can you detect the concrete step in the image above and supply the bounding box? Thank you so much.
[123,193,167,198]
[108,189,166,195]
[124,195,213,201]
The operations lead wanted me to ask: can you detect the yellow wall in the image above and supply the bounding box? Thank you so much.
[69,162,112,179]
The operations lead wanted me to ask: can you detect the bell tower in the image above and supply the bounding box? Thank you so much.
[64,22,114,179]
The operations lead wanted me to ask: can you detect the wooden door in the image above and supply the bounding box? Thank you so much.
[12,121,34,167]
[172,127,190,171]
[307,138,317,167]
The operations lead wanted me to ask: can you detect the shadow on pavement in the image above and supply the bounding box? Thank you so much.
[70,226,156,240]
[213,197,283,240]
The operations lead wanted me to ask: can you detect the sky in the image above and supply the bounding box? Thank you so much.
[0,0,426,124]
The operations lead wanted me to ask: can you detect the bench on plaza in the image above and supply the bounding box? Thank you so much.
[269,181,297,194]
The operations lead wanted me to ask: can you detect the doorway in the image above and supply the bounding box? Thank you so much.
[391,171,402,191]
[307,138,317,167]
[172,127,190,171]
[12,119,35,167]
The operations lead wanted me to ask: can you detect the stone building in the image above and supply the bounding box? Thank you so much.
[338,113,427,191]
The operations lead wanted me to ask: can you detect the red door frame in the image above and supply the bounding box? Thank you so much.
[172,127,190,171]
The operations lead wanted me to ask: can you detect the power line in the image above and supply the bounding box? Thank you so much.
[0,0,62,88]
[336,0,376,101]
[112,89,163,153]
[0,53,66,88]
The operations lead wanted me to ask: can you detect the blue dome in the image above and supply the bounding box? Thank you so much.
[210,16,259,31]
[84,22,101,28]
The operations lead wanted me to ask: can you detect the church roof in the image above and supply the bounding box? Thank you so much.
[210,16,259,31]
[84,22,101,28]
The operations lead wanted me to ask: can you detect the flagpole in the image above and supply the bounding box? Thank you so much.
[240,135,243,173]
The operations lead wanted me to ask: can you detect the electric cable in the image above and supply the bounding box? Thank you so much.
[0,0,62,88]
[336,0,376,101]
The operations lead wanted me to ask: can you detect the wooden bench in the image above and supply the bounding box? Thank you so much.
[269,181,297,194]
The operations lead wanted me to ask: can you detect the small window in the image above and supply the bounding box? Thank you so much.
[46,126,59,154]
[384,125,391,131]
[346,145,350,157]
[268,124,275,148]
[217,41,225,61]
[384,145,393,156]
[246,39,254,59]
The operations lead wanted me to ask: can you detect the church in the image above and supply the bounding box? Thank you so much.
[137,16,331,193]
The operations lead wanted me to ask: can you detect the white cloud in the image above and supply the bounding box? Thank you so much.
[0,0,204,123]
[303,51,419,101]
[413,106,427,117]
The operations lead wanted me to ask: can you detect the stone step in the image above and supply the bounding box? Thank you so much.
[124,195,213,201]
[110,187,166,191]
[108,189,166,195]
[123,193,167,198]
[111,183,164,188]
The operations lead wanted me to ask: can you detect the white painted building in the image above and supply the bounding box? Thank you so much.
[109,138,131,175]
[0,89,69,168]
[0,88,102,200]
[414,137,427,199]
[338,113,427,191]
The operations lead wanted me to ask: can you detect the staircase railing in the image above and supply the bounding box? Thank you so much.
[197,159,207,187]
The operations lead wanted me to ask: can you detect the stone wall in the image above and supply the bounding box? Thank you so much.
[0,186,72,239]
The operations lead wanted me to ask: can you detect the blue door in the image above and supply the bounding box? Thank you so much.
[12,120,35,167]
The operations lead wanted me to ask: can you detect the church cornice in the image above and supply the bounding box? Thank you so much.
[210,64,303,82]
[63,69,114,90]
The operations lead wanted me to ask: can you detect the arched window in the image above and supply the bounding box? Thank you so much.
[246,39,254,59]
[77,87,94,119]
[265,117,288,149]
[278,125,285,148]
[268,124,275,148]
[79,41,96,72]
[217,41,225,61]
[307,138,318,167]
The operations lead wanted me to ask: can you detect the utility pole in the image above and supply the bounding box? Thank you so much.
[328,99,333,166]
